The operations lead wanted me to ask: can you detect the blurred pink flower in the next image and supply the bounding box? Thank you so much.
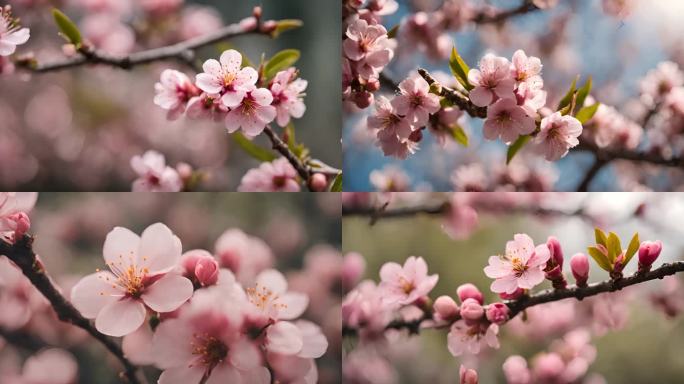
[179,249,220,288]
[460,365,479,384]
[224,88,277,137]
[179,6,223,40]
[483,98,535,143]
[269,68,307,127]
[535,112,582,161]
[342,280,394,334]
[81,14,134,54]
[392,73,441,126]
[70,223,193,336]
[214,228,274,284]
[640,61,683,101]
[447,320,499,356]
[503,355,531,384]
[342,252,366,292]
[130,150,183,192]
[378,256,438,305]
[0,192,37,238]
[20,348,78,384]
[196,50,257,107]
[0,256,39,330]
[369,165,410,192]
[484,233,550,294]
[237,158,300,192]
[510,49,542,85]
[0,7,30,57]
[154,69,200,120]
[468,54,516,107]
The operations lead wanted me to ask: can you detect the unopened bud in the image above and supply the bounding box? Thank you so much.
[638,240,662,272]
[570,253,589,287]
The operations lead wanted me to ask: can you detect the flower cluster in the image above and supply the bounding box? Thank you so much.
[130,150,190,192]
[238,157,301,192]
[65,222,328,383]
[154,49,307,138]
[342,1,397,109]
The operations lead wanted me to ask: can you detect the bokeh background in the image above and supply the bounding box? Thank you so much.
[1,0,341,191]
[342,192,684,383]
[0,192,342,383]
[344,0,684,191]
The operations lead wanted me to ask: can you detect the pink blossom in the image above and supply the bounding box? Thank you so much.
[70,223,193,336]
[179,6,223,40]
[638,240,662,270]
[503,355,531,384]
[185,93,227,121]
[485,302,510,325]
[447,320,499,356]
[451,163,488,192]
[532,352,565,381]
[214,228,274,284]
[122,323,155,365]
[510,49,542,85]
[484,233,550,294]
[152,287,268,384]
[0,7,30,57]
[433,295,459,322]
[640,61,683,101]
[367,96,414,158]
[570,253,589,286]
[0,192,37,238]
[20,348,78,384]
[269,68,307,127]
[457,283,484,304]
[460,298,484,324]
[379,256,438,305]
[0,256,39,330]
[535,112,583,161]
[224,88,277,137]
[154,69,200,120]
[483,98,536,143]
[343,18,394,78]
[81,14,135,55]
[140,0,184,17]
[130,150,183,192]
[516,80,547,117]
[342,252,366,292]
[179,249,219,288]
[442,202,479,240]
[244,269,309,323]
[196,50,257,107]
[369,165,410,192]
[392,74,441,126]
[460,365,479,384]
[342,280,394,334]
[468,54,516,107]
[237,157,300,192]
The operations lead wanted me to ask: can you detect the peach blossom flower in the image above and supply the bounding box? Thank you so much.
[269,68,307,127]
[447,320,499,356]
[379,256,438,305]
[484,233,550,294]
[535,112,583,161]
[483,98,536,143]
[224,88,277,137]
[392,74,441,126]
[343,19,394,78]
[130,150,183,192]
[154,69,200,120]
[0,7,30,57]
[468,54,516,107]
[196,49,257,107]
[237,158,300,192]
[70,223,193,336]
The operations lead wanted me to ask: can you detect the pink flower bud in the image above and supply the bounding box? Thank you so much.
[176,162,193,181]
[638,240,662,271]
[180,250,219,287]
[433,295,459,321]
[460,298,484,324]
[570,253,589,286]
[499,287,525,300]
[353,91,373,109]
[485,302,510,325]
[546,236,563,267]
[366,78,380,92]
[460,365,479,384]
[6,212,30,239]
[457,283,483,304]
[309,173,328,192]
[342,252,366,291]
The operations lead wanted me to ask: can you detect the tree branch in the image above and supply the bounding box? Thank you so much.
[576,158,609,192]
[473,0,542,24]
[343,261,684,336]
[20,17,276,73]
[0,235,146,384]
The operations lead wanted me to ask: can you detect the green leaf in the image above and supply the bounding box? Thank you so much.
[506,135,532,164]
[574,76,592,115]
[52,8,82,45]
[330,173,343,192]
[387,24,399,39]
[557,76,579,111]
[272,19,303,37]
[624,232,640,265]
[594,228,608,248]
[231,133,277,162]
[588,246,612,272]
[576,103,600,124]
[449,46,473,90]
[606,232,622,263]
[263,49,301,81]
[450,125,469,147]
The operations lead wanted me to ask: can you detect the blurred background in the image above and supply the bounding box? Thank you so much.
[1,0,341,191]
[344,0,684,191]
[0,192,342,383]
[342,192,684,383]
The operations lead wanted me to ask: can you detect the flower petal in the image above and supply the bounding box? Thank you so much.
[138,223,181,273]
[256,269,288,294]
[266,321,303,355]
[278,292,309,320]
[95,299,146,337]
[70,271,121,318]
[103,227,140,269]
[141,274,193,313]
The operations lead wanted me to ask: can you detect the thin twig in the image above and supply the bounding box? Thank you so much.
[343,261,684,336]
[474,0,541,24]
[263,125,312,184]
[576,158,609,192]
[0,235,146,384]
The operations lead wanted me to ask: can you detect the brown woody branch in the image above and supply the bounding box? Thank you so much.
[343,261,684,336]
[0,235,146,384]
[473,0,542,24]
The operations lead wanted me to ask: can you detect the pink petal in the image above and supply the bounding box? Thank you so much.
[139,223,181,273]
[141,274,193,313]
[4,29,30,45]
[528,244,551,267]
[219,49,243,74]
[225,110,244,133]
[159,367,205,384]
[229,339,261,370]
[256,269,288,294]
[490,276,519,294]
[278,292,309,320]
[122,324,155,365]
[379,262,402,282]
[70,271,121,318]
[221,90,246,108]
[202,58,223,77]
[151,319,196,369]
[483,257,511,278]
[240,367,271,384]
[0,41,17,56]
[295,320,328,358]
[517,268,545,289]
[469,86,493,107]
[251,88,274,106]
[236,67,258,88]
[256,105,277,125]
[266,321,303,355]
[103,227,140,268]
[95,299,146,337]
[206,364,241,384]
[195,73,223,94]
